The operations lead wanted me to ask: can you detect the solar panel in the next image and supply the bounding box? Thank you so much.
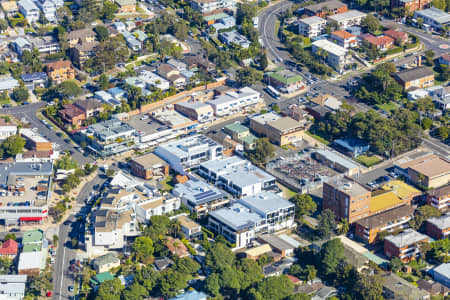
[194,190,216,200]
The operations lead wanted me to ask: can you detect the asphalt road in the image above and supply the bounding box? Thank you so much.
[0,103,93,165]
[52,174,107,300]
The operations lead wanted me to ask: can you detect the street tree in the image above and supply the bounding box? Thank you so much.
[320,238,344,277]
[292,194,317,220]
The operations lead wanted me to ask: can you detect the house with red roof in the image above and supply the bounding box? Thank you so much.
[384,30,409,45]
[0,239,18,258]
[329,30,357,48]
[360,34,394,51]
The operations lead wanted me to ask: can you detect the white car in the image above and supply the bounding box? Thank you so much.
[140,115,149,120]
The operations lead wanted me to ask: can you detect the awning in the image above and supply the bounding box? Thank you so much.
[20,217,42,221]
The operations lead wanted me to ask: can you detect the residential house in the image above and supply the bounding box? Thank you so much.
[303,0,348,18]
[427,184,449,211]
[0,119,17,141]
[264,69,305,93]
[392,0,432,14]
[46,60,75,84]
[166,59,187,72]
[28,36,60,54]
[392,66,435,90]
[312,39,349,71]
[298,16,327,37]
[184,54,216,72]
[258,234,296,257]
[13,37,32,56]
[122,30,141,51]
[172,180,228,217]
[417,279,449,296]
[189,0,236,16]
[108,87,127,101]
[1,1,18,17]
[166,237,189,257]
[355,205,415,243]
[178,215,202,239]
[382,273,430,299]
[426,214,449,240]
[212,15,236,30]
[18,0,39,23]
[219,31,250,48]
[208,191,295,249]
[429,263,450,288]
[73,99,104,118]
[384,229,429,262]
[59,104,86,128]
[93,253,121,273]
[154,257,173,271]
[329,30,357,48]
[158,63,186,88]
[360,34,394,51]
[115,0,136,13]
[327,9,367,30]
[34,0,56,23]
[20,72,48,90]
[310,94,342,110]
[0,76,19,92]
[0,239,18,258]
[224,122,257,149]
[333,137,369,157]
[130,153,169,180]
[431,85,450,112]
[199,156,276,197]
[414,7,450,31]
[384,29,409,45]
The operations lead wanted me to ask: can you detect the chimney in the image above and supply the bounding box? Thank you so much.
[416,55,422,67]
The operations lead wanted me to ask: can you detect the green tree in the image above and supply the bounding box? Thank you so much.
[302,265,317,282]
[320,238,344,277]
[317,209,336,238]
[389,257,403,272]
[11,86,29,103]
[205,242,235,272]
[362,14,381,34]
[173,257,200,276]
[0,256,12,274]
[145,215,171,240]
[158,269,189,297]
[99,74,109,90]
[133,236,154,263]
[95,278,124,300]
[56,80,82,98]
[250,275,294,300]
[292,194,317,220]
[220,266,241,294]
[1,135,25,157]
[122,282,147,300]
[0,20,8,33]
[54,155,78,170]
[409,205,441,230]
[422,117,433,130]
[260,52,269,70]
[248,138,275,165]
[236,67,263,86]
[238,259,264,290]
[352,273,384,300]
[438,126,449,141]
[205,273,221,297]
[337,218,349,235]
[106,168,115,177]
[94,25,109,42]
[4,233,16,241]
[102,1,118,20]
[432,0,446,9]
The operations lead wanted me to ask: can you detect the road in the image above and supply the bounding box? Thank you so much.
[0,103,93,165]
[52,174,107,300]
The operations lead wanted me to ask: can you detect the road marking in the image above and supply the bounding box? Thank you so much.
[59,231,66,300]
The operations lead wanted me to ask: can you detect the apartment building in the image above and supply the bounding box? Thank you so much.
[303,0,348,18]
[298,16,327,37]
[249,112,310,146]
[327,10,367,29]
[20,128,52,152]
[35,0,56,23]
[392,0,432,14]
[155,134,223,173]
[28,36,60,54]
[427,184,449,211]
[18,0,39,23]
[329,30,357,48]
[322,176,371,223]
[59,104,86,128]
[355,205,415,243]
[206,87,261,116]
[199,156,276,197]
[178,215,202,239]
[208,192,295,249]
[190,0,236,15]
[312,39,348,71]
[46,60,75,84]
[426,214,449,240]
[172,180,228,217]
[384,229,429,262]
[392,67,435,91]
[83,119,137,157]
[130,153,169,180]
[0,119,17,141]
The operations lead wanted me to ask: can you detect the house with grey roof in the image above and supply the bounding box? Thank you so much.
[382,273,430,300]
[0,76,19,92]
[93,253,120,273]
[18,0,39,23]
[414,7,450,31]
[13,37,32,56]
[0,275,27,300]
[34,0,56,23]
[429,263,450,288]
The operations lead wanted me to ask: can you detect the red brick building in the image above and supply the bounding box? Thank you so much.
[384,29,409,45]
[303,0,348,18]
[59,104,86,128]
[426,214,449,240]
[360,34,395,51]
[384,229,429,262]
[130,153,169,180]
[391,0,432,15]
[427,184,449,211]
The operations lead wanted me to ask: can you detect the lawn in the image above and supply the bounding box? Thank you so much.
[376,102,399,113]
[306,131,330,145]
[355,155,382,167]
[160,176,174,192]
[0,97,10,105]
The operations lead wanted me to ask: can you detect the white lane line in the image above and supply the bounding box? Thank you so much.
[59,230,66,300]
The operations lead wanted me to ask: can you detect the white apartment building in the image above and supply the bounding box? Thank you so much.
[199,156,276,197]
[206,87,261,116]
[190,0,236,15]
[312,39,348,71]
[208,192,295,249]
[298,16,327,37]
[327,10,367,30]
[154,134,223,173]
[414,7,450,31]
[0,119,17,141]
